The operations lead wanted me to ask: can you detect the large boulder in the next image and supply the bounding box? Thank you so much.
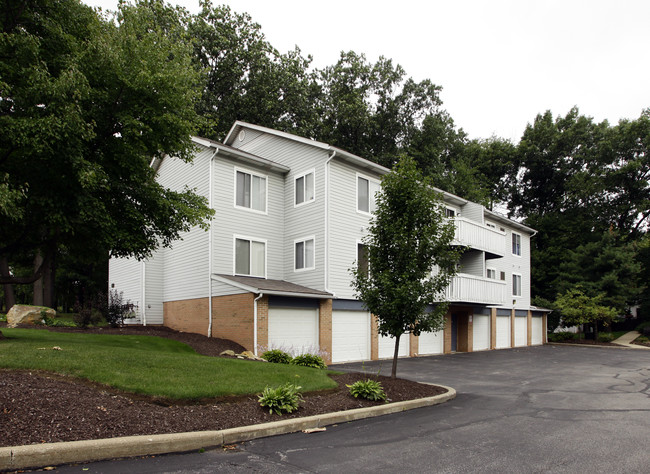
[6,305,55,328]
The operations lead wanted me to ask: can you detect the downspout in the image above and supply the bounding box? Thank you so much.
[324,151,337,298]
[207,148,218,338]
[141,261,146,326]
[253,292,264,356]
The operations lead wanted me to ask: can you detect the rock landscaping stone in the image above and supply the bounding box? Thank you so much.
[6,305,55,328]
[220,350,236,356]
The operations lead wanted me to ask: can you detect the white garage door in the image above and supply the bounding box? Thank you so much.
[378,333,410,359]
[268,307,319,355]
[332,310,371,363]
[419,329,444,355]
[473,315,490,351]
[531,316,543,345]
[514,316,527,347]
[496,315,511,349]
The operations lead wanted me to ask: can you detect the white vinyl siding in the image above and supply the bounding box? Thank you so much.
[357,174,380,214]
[235,168,267,213]
[234,237,266,277]
[295,170,315,206]
[473,315,490,351]
[332,310,371,362]
[294,237,315,271]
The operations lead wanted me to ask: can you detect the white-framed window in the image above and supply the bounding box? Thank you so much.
[357,174,381,214]
[487,268,497,279]
[486,221,496,229]
[234,236,266,277]
[512,273,522,297]
[446,207,457,218]
[512,232,522,256]
[234,168,267,213]
[295,170,315,206]
[294,237,315,271]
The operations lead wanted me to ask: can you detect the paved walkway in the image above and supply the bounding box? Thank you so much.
[612,330,650,349]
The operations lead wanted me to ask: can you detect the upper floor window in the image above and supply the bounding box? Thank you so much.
[357,175,380,214]
[357,243,369,276]
[295,237,315,271]
[486,268,497,279]
[446,208,457,218]
[512,232,522,256]
[235,237,266,277]
[235,169,266,213]
[512,273,522,297]
[295,171,315,206]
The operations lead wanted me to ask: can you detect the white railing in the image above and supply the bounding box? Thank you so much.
[451,217,505,256]
[443,273,507,305]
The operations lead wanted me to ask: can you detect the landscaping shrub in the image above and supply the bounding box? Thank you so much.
[291,353,327,369]
[42,316,77,328]
[548,331,577,342]
[106,290,136,327]
[597,333,615,343]
[636,321,650,337]
[258,383,303,415]
[347,379,387,402]
[262,349,292,364]
[0,313,6,322]
[636,336,649,344]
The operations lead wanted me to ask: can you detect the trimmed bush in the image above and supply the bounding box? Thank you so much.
[262,349,292,364]
[291,353,327,369]
[258,383,303,415]
[347,379,387,401]
[597,333,615,343]
[548,331,577,342]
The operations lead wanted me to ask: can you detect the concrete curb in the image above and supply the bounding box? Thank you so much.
[547,342,650,350]
[0,386,455,471]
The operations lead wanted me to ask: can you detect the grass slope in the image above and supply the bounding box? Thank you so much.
[0,329,337,400]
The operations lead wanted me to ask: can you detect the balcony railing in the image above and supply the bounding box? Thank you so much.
[451,217,505,257]
[443,273,507,305]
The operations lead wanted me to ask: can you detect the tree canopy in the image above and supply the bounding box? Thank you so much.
[351,156,460,378]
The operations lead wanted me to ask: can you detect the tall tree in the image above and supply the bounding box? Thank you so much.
[351,156,460,378]
[0,0,213,313]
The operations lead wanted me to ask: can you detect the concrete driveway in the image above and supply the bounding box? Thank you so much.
[57,345,650,473]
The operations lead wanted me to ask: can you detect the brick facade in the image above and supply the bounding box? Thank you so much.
[319,299,333,363]
[164,297,209,336]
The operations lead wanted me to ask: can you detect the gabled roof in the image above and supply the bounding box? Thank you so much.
[192,136,290,173]
[484,209,536,234]
[212,274,332,299]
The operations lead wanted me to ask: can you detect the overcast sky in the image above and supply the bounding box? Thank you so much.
[83,0,650,142]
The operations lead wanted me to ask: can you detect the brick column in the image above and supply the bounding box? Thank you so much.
[256,295,269,351]
[490,307,497,350]
[527,310,532,346]
[510,309,515,347]
[410,333,419,357]
[542,314,548,343]
[443,312,452,354]
[319,299,333,364]
[370,314,379,360]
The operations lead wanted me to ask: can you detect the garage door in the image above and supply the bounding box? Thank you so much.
[268,307,318,355]
[473,315,490,351]
[531,316,543,345]
[419,329,444,355]
[378,333,410,359]
[332,310,371,363]
[514,316,527,347]
[496,315,511,349]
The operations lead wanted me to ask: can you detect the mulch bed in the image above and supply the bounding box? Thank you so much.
[549,339,618,346]
[0,326,446,448]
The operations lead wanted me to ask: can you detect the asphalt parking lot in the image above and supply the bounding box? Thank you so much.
[57,345,650,473]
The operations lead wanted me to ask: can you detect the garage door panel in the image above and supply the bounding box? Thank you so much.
[496,316,511,349]
[514,317,527,347]
[332,310,370,363]
[268,307,318,355]
[378,333,409,359]
[473,315,490,351]
[419,329,444,355]
[531,316,543,345]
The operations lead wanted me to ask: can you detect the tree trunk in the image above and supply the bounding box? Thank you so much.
[33,252,44,306]
[43,250,55,308]
[594,320,599,342]
[391,333,401,379]
[0,256,16,312]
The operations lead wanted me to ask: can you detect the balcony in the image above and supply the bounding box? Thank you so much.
[451,217,505,258]
[444,273,507,305]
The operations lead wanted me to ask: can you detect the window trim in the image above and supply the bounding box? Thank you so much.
[486,267,497,279]
[356,173,381,215]
[512,231,522,257]
[294,169,316,208]
[294,236,316,272]
[233,166,268,215]
[512,273,522,297]
[233,235,267,278]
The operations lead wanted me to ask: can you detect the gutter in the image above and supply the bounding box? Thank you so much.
[207,148,218,338]
[141,262,146,326]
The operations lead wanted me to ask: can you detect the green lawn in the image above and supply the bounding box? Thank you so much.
[0,329,337,400]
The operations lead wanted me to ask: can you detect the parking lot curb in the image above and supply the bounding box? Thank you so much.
[0,385,455,471]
